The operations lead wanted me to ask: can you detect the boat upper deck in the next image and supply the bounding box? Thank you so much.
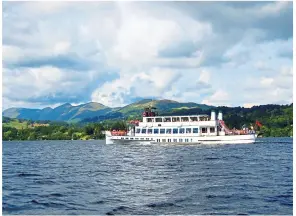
[142,115,210,123]
[136,107,223,127]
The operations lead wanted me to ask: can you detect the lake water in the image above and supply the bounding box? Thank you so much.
[3,138,293,215]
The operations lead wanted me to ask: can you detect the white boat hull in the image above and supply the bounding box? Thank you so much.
[106,134,256,145]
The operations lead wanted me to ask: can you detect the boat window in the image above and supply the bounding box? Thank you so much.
[162,139,166,142]
[186,128,192,133]
[154,128,159,134]
[190,117,198,121]
[201,128,207,133]
[181,117,189,122]
[179,139,183,142]
[172,117,180,122]
[148,129,152,134]
[164,117,171,122]
[173,139,177,142]
[173,128,178,134]
[210,127,215,133]
[147,118,154,122]
[136,128,141,133]
[166,128,172,134]
[155,118,162,122]
[179,128,185,134]
[193,128,199,133]
[141,128,146,134]
[160,129,165,134]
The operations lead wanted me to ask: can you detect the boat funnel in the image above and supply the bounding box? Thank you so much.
[210,110,216,121]
[217,111,223,120]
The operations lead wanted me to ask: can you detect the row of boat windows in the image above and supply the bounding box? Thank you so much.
[121,137,153,140]
[156,138,192,142]
[136,127,216,134]
[120,137,192,142]
[146,116,209,122]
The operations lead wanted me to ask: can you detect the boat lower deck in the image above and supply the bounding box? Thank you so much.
[106,134,256,145]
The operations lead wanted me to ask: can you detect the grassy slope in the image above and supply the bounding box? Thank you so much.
[3,117,51,130]
[3,119,30,129]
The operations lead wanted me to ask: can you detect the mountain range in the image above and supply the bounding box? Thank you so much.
[3,99,213,122]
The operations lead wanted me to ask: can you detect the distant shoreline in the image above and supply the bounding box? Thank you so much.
[3,103,293,140]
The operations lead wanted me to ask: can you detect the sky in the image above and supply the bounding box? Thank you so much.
[2,1,293,110]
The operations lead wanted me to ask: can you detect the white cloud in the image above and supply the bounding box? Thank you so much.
[260,77,274,87]
[280,66,293,76]
[91,67,180,107]
[3,45,26,64]
[3,66,99,103]
[103,2,212,71]
[243,65,292,105]
[2,97,62,111]
[202,90,230,106]
[258,1,291,15]
[53,41,71,55]
[91,77,131,107]
[22,2,71,15]
[198,69,211,83]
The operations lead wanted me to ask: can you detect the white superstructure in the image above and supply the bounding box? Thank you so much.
[105,107,256,145]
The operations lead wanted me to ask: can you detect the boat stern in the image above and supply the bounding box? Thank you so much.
[106,135,115,144]
[105,131,114,144]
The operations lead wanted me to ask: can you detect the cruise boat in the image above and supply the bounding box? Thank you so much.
[105,107,256,145]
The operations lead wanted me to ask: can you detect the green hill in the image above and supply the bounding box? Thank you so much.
[3,102,111,122]
[2,99,212,122]
[116,99,212,119]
